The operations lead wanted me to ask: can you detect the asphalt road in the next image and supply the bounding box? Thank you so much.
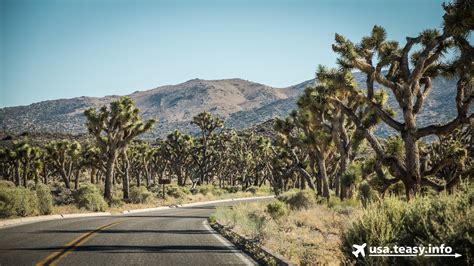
[0,199,269,266]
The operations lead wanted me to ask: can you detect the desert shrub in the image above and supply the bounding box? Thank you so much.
[189,187,199,195]
[208,215,217,224]
[212,188,225,196]
[166,185,190,199]
[226,185,242,193]
[50,182,74,205]
[358,181,373,207]
[342,190,473,265]
[256,186,272,194]
[147,184,161,194]
[247,208,269,238]
[246,186,259,195]
[328,197,359,215]
[75,183,107,212]
[35,184,53,215]
[266,200,287,219]
[213,203,270,239]
[0,186,38,217]
[15,187,39,216]
[130,186,153,204]
[245,185,272,195]
[277,189,316,210]
[26,181,36,190]
[0,180,15,188]
[109,196,124,207]
[198,184,215,195]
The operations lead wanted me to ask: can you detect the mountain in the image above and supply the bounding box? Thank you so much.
[0,74,464,140]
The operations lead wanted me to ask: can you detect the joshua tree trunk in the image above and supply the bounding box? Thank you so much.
[403,107,421,199]
[176,167,185,186]
[22,162,28,187]
[104,148,117,200]
[74,169,80,190]
[316,151,330,199]
[309,156,322,195]
[136,170,141,187]
[90,168,96,184]
[43,173,47,184]
[122,152,130,200]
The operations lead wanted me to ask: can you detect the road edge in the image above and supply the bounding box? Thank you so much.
[209,220,295,266]
[122,195,275,214]
[202,220,257,266]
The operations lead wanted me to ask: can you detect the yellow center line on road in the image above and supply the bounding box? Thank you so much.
[35,221,122,266]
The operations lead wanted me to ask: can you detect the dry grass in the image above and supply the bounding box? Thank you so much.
[212,200,361,265]
[51,205,87,215]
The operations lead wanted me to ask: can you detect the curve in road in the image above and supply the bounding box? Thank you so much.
[0,199,269,266]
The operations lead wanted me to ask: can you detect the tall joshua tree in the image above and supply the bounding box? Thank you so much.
[164,130,194,186]
[191,112,223,186]
[330,0,472,198]
[85,96,155,200]
[294,97,333,198]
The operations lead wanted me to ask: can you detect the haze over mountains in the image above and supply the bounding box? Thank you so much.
[0,73,462,139]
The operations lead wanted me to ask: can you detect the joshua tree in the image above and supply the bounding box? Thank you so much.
[10,139,43,187]
[297,85,336,199]
[85,96,155,200]
[82,142,103,184]
[274,115,316,193]
[190,112,223,186]
[313,67,389,199]
[46,140,82,189]
[329,0,472,198]
[163,130,194,186]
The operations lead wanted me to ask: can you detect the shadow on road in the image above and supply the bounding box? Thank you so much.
[8,245,240,254]
[32,229,213,235]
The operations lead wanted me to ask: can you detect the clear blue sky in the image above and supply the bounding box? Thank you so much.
[1,0,446,107]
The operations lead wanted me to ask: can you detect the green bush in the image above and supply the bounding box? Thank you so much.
[166,185,190,199]
[0,186,38,217]
[50,182,74,205]
[226,185,242,193]
[109,196,124,207]
[75,183,107,212]
[35,184,53,215]
[130,186,153,204]
[15,187,39,217]
[266,200,287,219]
[208,215,217,224]
[342,190,473,265]
[277,189,316,210]
[358,181,373,207]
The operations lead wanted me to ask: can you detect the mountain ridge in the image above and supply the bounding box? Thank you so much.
[0,74,463,139]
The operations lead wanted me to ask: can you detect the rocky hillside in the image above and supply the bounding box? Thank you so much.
[0,74,464,140]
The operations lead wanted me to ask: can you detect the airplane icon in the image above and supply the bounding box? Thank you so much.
[352,243,367,257]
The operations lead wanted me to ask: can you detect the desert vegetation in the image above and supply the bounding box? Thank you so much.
[0,0,472,264]
[210,1,473,265]
[0,98,275,217]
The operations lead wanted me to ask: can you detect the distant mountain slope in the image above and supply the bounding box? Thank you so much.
[0,74,465,139]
